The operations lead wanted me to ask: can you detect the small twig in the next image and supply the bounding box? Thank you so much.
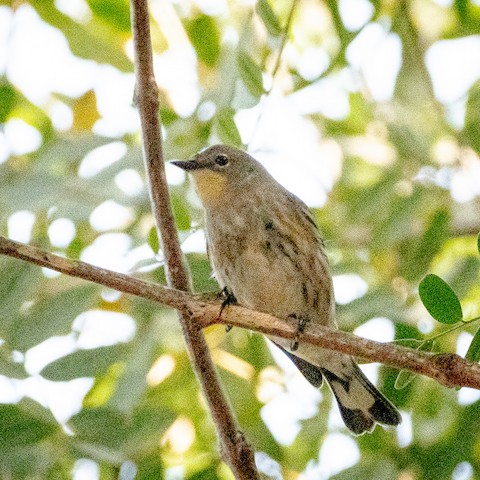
[269,0,299,82]
[248,0,299,148]
[130,2,257,478]
[2,236,480,390]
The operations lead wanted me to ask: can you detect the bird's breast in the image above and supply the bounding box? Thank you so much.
[206,209,333,324]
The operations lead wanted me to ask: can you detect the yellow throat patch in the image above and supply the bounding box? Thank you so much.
[192,170,227,205]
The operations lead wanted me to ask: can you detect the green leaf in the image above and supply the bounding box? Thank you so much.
[73,441,125,465]
[107,325,159,414]
[9,285,98,351]
[0,135,111,219]
[41,344,128,381]
[30,0,132,72]
[70,407,129,450]
[1,444,60,479]
[9,90,54,140]
[0,402,56,449]
[148,226,160,254]
[401,209,450,281]
[0,353,28,379]
[237,52,265,97]
[70,405,175,456]
[86,0,131,32]
[477,232,480,256]
[135,454,165,480]
[372,188,425,250]
[172,196,193,231]
[214,107,242,147]
[120,407,175,456]
[0,259,42,332]
[163,117,211,160]
[464,80,480,154]
[0,81,17,123]
[256,0,282,36]
[186,15,221,67]
[188,253,220,292]
[466,327,480,362]
[418,274,463,324]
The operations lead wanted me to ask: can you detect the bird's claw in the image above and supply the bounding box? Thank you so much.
[289,314,310,351]
[218,287,237,332]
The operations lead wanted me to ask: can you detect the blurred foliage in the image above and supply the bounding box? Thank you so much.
[1,0,480,479]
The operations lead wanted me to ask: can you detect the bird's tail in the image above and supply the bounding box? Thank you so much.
[275,343,401,434]
[321,363,401,435]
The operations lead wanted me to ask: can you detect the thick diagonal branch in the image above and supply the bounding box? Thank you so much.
[1,236,480,391]
[130,1,257,478]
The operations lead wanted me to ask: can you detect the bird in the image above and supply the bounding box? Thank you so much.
[171,144,401,434]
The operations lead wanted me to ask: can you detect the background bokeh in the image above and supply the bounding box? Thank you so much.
[1,0,480,478]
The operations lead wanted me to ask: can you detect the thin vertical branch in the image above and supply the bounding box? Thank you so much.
[270,0,299,82]
[248,0,298,147]
[129,1,258,478]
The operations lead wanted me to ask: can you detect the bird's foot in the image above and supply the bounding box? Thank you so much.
[218,287,237,332]
[289,313,310,351]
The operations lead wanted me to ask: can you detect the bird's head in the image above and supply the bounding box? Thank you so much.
[171,145,265,206]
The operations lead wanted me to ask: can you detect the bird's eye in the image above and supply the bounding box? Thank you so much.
[215,154,229,166]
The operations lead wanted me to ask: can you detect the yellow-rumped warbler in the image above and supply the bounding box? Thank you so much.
[172,144,401,434]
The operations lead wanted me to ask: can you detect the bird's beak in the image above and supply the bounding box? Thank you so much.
[170,159,204,171]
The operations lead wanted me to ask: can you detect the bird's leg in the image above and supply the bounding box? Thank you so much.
[218,286,237,332]
[288,313,310,351]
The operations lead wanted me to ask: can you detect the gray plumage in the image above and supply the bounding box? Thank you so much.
[171,144,401,434]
